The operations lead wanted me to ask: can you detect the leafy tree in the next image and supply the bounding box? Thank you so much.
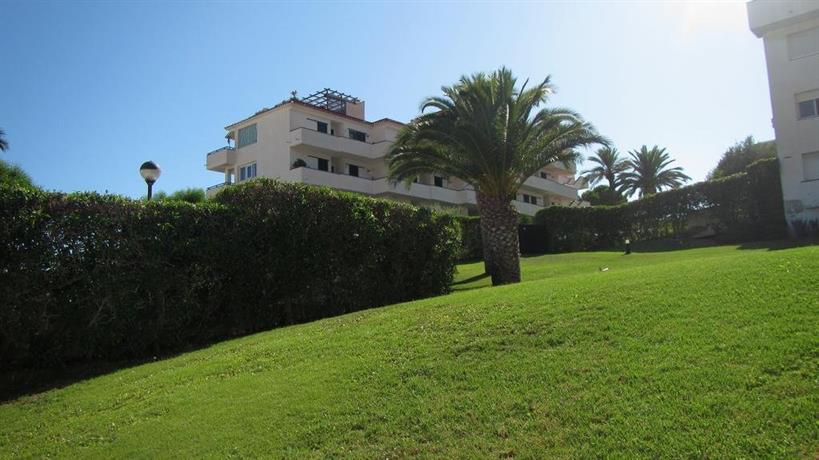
[145,187,206,203]
[388,67,605,285]
[0,159,36,189]
[581,185,626,206]
[165,187,206,203]
[620,145,691,198]
[708,136,776,179]
[580,147,627,188]
[0,128,8,152]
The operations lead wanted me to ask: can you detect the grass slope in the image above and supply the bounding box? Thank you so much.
[1,245,817,458]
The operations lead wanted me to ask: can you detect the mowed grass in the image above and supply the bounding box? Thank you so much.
[1,245,817,458]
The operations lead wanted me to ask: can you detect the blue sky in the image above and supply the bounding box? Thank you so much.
[1,0,772,197]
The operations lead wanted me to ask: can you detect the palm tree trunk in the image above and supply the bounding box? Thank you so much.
[477,193,521,285]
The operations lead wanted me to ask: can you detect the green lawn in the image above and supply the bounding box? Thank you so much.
[1,244,817,458]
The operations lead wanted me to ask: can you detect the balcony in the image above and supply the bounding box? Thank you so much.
[372,179,471,205]
[284,167,473,205]
[523,175,581,200]
[748,0,819,37]
[286,166,376,195]
[205,182,229,198]
[512,200,544,216]
[289,127,379,159]
[205,147,236,171]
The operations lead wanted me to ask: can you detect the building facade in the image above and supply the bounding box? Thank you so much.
[748,0,819,232]
[205,89,586,216]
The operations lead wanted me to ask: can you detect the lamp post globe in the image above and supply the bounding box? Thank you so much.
[139,161,161,200]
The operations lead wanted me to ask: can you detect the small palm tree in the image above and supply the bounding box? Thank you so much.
[0,128,8,152]
[388,68,606,285]
[580,147,627,188]
[620,145,690,198]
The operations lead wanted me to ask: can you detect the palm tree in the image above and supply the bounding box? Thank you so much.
[0,129,8,152]
[580,147,627,188]
[388,68,606,285]
[620,145,690,198]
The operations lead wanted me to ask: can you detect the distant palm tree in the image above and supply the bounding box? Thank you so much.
[388,67,605,285]
[620,145,690,198]
[580,147,627,188]
[0,129,8,152]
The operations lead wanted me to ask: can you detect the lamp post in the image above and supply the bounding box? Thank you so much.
[139,161,161,200]
[624,238,631,255]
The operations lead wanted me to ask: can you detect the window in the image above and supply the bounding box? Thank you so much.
[317,158,329,171]
[239,163,257,181]
[788,27,819,60]
[434,176,444,187]
[540,171,550,179]
[522,193,538,205]
[348,164,359,177]
[804,152,819,181]
[237,124,257,148]
[798,99,819,120]
[316,121,328,134]
[348,129,366,142]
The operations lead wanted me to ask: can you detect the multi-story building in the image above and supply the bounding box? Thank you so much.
[748,0,819,232]
[205,89,586,215]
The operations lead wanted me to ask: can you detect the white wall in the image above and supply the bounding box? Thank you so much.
[757,7,819,228]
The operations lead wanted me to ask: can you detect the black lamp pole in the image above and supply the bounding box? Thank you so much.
[139,161,161,201]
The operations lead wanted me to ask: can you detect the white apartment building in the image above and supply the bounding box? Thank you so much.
[748,0,819,231]
[205,89,586,216]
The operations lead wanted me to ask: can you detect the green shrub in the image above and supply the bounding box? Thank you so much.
[534,158,786,252]
[0,180,459,370]
[454,216,483,261]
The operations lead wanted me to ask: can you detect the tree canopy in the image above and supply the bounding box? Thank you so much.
[708,136,776,179]
[0,159,36,190]
[620,146,691,198]
[581,184,626,206]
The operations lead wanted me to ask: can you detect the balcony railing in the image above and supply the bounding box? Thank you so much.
[207,146,234,156]
[207,182,229,191]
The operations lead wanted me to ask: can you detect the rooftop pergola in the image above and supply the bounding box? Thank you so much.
[300,88,360,114]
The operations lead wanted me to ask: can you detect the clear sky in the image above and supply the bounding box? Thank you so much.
[1,0,773,197]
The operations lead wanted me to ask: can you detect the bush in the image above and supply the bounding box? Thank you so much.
[534,158,787,252]
[455,216,483,261]
[0,159,37,190]
[0,180,460,370]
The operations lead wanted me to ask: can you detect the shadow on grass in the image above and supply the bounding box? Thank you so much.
[737,238,819,251]
[0,340,225,404]
[451,272,490,286]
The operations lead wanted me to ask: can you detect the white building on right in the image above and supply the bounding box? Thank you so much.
[748,0,819,233]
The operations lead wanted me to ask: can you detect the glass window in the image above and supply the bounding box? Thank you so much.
[434,176,444,187]
[237,124,257,148]
[239,163,256,181]
[316,121,328,133]
[348,129,367,142]
[798,99,818,119]
[317,158,329,171]
[348,164,359,177]
[803,151,819,181]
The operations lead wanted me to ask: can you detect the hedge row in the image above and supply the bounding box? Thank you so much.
[534,158,787,252]
[455,216,483,261]
[0,180,460,370]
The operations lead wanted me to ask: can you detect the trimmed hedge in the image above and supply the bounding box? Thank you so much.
[0,180,459,370]
[455,216,483,261]
[534,158,787,252]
